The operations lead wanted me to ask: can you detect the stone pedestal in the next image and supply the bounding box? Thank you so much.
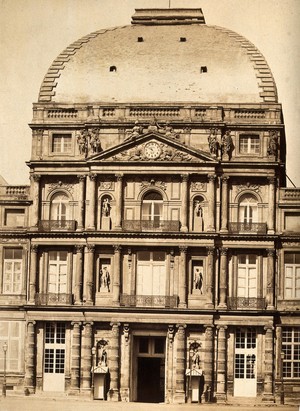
[101,216,111,230]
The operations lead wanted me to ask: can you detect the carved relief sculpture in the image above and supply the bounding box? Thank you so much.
[208,128,219,157]
[77,127,102,156]
[193,197,204,232]
[193,262,204,294]
[267,131,279,157]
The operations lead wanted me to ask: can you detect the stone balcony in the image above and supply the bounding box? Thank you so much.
[122,220,180,232]
[38,220,76,232]
[120,294,178,308]
[228,222,267,235]
[227,297,266,310]
[35,293,73,305]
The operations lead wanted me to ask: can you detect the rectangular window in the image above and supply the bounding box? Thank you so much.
[0,321,24,371]
[237,254,257,298]
[48,251,68,294]
[52,134,72,154]
[282,327,300,378]
[4,209,25,227]
[239,135,260,154]
[44,323,66,374]
[284,253,300,299]
[136,251,166,296]
[3,248,23,294]
[235,328,256,379]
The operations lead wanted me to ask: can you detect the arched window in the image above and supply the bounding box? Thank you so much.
[141,191,163,222]
[50,193,69,222]
[238,194,258,226]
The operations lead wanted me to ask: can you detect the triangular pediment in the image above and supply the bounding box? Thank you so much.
[89,132,217,164]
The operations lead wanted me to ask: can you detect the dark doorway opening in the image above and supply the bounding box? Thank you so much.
[137,357,164,403]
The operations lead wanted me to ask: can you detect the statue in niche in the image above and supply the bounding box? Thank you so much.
[221,130,233,159]
[97,340,108,367]
[267,131,279,157]
[190,342,201,369]
[208,128,219,156]
[193,266,203,294]
[99,265,110,292]
[193,199,203,231]
[102,198,111,217]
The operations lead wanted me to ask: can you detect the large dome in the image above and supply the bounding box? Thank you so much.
[38,9,277,104]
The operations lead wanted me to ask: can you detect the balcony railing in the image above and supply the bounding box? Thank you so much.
[120,294,178,308]
[122,220,180,232]
[228,222,267,234]
[228,297,266,310]
[38,220,76,232]
[35,293,72,305]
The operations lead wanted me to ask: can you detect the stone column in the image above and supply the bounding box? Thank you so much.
[218,248,228,308]
[120,324,130,402]
[29,245,38,304]
[166,325,175,403]
[207,174,216,231]
[178,246,187,308]
[70,322,81,392]
[74,245,84,305]
[80,322,93,393]
[220,176,229,232]
[83,244,94,305]
[30,174,40,228]
[267,177,276,234]
[24,320,36,393]
[216,325,227,403]
[115,174,123,230]
[86,173,97,230]
[77,175,86,230]
[267,249,275,310]
[109,322,121,401]
[113,245,122,306]
[262,326,275,403]
[206,247,214,308]
[204,325,214,398]
[174,324,186,404]
[180,174,189,232]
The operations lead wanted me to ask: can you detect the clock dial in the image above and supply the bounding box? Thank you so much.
[144,142,161,159]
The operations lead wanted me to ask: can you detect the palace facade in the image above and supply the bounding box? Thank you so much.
[0,8,299,405]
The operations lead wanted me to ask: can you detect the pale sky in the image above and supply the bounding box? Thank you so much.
[0,0,299,186]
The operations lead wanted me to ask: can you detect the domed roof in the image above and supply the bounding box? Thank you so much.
[39,9,277,104]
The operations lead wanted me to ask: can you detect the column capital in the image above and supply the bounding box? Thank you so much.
[86,244,95,253]
[180,173,189,182]
[30,174,41,182]
[71,321,82,327]
[113,244,122,253]
[208,174,216,182]
[264,325,274,332]
[221,175,229,183]
[26,320,36,327]
[176,323,187,329]
[267,249,275,257]
[30,244,38,253]
[75,244,84,253]
[179,246,188,254]
[89,173,97,181]
[123,323,130,344]
[207,246,215,255]
[217,325,228,331]
[220,248,228,256]
[115,173,123,182]
[77,174,86,182]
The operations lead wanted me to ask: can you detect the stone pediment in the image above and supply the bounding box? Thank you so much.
[89,133,216,164]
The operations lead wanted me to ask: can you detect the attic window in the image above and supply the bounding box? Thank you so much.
[137,37,144,42]
[109,66,117,72]
[180,37,186,42]
[200,66,207,73]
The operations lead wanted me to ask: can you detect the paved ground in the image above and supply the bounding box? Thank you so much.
[0,396,299,411]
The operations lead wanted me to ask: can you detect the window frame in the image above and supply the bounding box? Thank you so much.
[282,327,300,378]
[47,250,70,295]
[239,134,261,155]
[2,248,23,295]
[0,321,24,372]
[284,252,300,300]
[50,132,73,156]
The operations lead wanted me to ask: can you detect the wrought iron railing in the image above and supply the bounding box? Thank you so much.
[35,293,73,305]
[120,294,178,308]
[227,297,266,310]
[228,222,267,234]
[122,220,180,232]
[38,220,76,232]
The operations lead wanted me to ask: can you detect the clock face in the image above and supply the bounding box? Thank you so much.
[144,142,161,159]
